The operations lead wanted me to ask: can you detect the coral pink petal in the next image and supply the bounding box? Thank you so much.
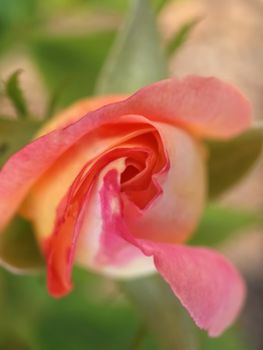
[123,122,205,244]
[47,143,157,296]
[99,170,246,336]
[76,162,155,281]
[140,242,246,336]
[0,76,250,230]
[47,121,201,295]
[124,76,252,139]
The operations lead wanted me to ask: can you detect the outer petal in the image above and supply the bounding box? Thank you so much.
[37,96,125,136]
[0,76,250,230]
[38,76,251,140]
[97,170,246,336]
[125,76,252,139]
[141,242,246,336]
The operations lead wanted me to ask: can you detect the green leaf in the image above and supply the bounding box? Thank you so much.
[5,70,30,118]
[0,118,41,167]
[0,0,38,56]
[121,275,197,350]
[154,0,170,12]
[86,0,169,13]
[166,17,200,56]
[0,332,31,350]
[189,204,261,246]
[36,294,139,350]
[0,265,160,350]
[29,32,115,108]
[207,126,263,198]
[0,216,44,273]
[0,118,43,271]
[197,325,249,350]
[86,0,128,12]
[44,79,69,119]
[95,0,168,94]
[0,0,37,30]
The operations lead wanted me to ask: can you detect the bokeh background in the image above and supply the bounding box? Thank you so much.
[0,0,263,349]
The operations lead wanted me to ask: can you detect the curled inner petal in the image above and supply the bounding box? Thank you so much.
[46,126,167,296]
[43,118,206,297]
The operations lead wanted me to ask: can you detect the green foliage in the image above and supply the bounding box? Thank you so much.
[0,333,31,350]
[0,0,36,28]
[0,117,41,167]
[5,70,29,118]
[122,275,197,350]
[198,326,248,350]
[38,0,128,13]
[95,0,168,94]
[207,126,263,198]
[0,216,44,273]
[0,0,38,55]
[36,297,137,350]
[189,204,261,246]
[154,0,170,12]
[166,17,200,56]
[85,0,128,12]
[0,267,251,350]
[0,268,161,350]
[29,32,115,107]
[0,74,43,273]
[44,79,69,119]
[122,275,251,350]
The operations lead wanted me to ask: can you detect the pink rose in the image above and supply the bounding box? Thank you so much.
[0,76,251,336]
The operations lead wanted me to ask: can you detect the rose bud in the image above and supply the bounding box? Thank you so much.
[0,76,251,336]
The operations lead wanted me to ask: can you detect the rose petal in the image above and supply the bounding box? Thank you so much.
[46,120,205,295]
[98,170,246,336]
[37,96,126,136]
[76,166,154,280]
[0,77,250,230]
[141,242,246,336]
[123,122,206,244]
[0,114,150,231]
[23,120,154,239]
[124,76,252,139]
[47,140,160,296]
[46,156,245,335]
